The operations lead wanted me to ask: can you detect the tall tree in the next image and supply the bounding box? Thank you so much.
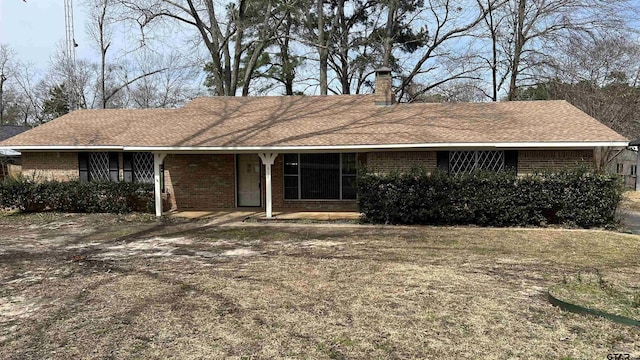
[0,44,15,125]
[496,0,634,100]
[328,0,376,94]
[42,84,71,120]
[380,0,497,102]
[87,0,166,108]
[129,51,203,107]
[121,0,286,96]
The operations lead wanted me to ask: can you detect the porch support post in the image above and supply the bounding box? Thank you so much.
[154,152,167,217]
[258,153,278,218]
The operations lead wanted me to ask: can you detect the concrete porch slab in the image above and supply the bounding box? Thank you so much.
[264,211,361,221]
[169,209,361,222]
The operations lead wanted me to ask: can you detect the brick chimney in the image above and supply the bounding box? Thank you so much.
[374,67,394,106]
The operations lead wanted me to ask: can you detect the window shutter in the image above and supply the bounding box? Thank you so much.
[108,153,119,182]
[504,150,518,173]
[436,151,449,173]
[78,152,89,182]
[123,153,133,183]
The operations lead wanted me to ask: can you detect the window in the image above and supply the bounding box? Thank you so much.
[449,151,505,175]
[631,165,637,176]
[123,152,157,185]
[341,153,357,199]
[617,163,624,174]
[79,152,118,182]
[284,153,357,200]
[88,152,110,181]
[284,154,299,199]
[132,152,154,184]
[80,152,158,185]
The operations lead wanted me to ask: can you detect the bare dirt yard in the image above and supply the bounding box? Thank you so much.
[0,212,639,359]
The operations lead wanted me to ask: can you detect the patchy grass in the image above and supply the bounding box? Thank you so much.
[620,191,640,212]
[0,213,639,359]
[551,270,640,321]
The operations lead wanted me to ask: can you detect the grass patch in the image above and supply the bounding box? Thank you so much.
[551,270,640,320]
[0,214,639,358]
[620,191,640,212]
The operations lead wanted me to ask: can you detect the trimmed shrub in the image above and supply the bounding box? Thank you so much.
[356,167,623,228]
[0,179,154,213]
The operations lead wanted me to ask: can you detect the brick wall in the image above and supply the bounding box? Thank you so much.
[365,151,437,173]
[164,154,236,210]
[21,152,79,181]
[517,150,593,175]
[18,150,597,212]
[363,150,593,175]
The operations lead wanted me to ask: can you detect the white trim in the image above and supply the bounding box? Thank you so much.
[0,141,629,153]
[636,151,640,191]
[124,142,630,151]
[153,152,167,217]
[258,153,278,219]
[3,145,124,150]
[233,154,238,208]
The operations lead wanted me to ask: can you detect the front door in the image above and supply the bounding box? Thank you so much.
[237,154,261,207]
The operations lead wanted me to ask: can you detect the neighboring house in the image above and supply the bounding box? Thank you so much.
[607,147,637,190]
[0,125,30,180]
[0,69,629,217]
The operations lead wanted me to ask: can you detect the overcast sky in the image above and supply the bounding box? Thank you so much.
[0,1,93,67]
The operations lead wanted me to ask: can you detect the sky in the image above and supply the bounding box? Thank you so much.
[0,0,94,68]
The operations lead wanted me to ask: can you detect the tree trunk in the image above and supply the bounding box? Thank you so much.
[507,0,526,101]
[98,0,109,109]
[317,0,328,95]
[488,0,498,102]
[282,11,294,95]
[382,0,397,67]
[337,0,349,94]
[231,0,246,96]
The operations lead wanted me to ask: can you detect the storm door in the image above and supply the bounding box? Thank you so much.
[237,155,261,207]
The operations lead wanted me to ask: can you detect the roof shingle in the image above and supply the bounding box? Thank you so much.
[0,96,628,149]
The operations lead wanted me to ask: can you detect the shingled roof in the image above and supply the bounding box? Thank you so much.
[0,96,628,151]
[0,125,29,156]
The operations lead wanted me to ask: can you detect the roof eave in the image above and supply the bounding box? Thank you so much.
[0,141,629,153]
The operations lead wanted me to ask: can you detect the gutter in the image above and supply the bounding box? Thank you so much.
[0,141,630,153]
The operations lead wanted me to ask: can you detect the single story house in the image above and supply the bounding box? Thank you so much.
[0,69,629,217]
[0,125,30,180]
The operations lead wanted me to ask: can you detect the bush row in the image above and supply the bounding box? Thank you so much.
[0,179,154,213]
[356,168,623,228]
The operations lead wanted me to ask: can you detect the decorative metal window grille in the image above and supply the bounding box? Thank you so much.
[133,152,154,184]
[88,152,110,181]
[283,153,357,200]
[449,151,504,175]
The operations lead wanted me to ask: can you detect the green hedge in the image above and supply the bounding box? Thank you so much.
[356,168,623,228]
[0,179,154,213]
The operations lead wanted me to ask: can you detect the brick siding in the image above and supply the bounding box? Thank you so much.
[517,150,593,175]
[365,151,437,174]
[21,152,79,181]
[163,154,236,210]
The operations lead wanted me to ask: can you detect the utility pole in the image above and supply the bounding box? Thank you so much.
[0,73,6,125]
[64,0,78,111]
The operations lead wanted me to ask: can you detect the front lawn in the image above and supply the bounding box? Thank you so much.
[0,213,639,359]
